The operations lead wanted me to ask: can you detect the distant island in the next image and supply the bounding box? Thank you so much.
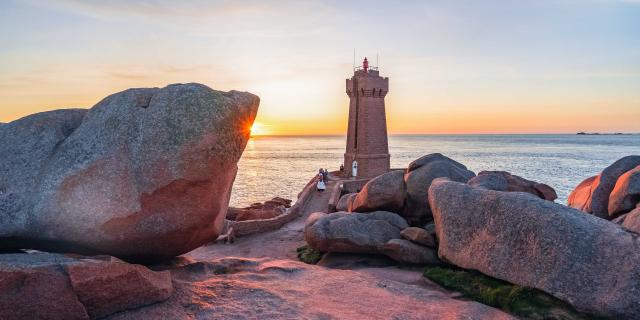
[577,132,633,135]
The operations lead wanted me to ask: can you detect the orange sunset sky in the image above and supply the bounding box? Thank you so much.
[1,1,639,135]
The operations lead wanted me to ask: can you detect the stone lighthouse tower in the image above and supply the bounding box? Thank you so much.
[343,57,390,178]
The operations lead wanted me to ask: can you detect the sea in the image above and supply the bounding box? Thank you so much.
[229,134,640,207]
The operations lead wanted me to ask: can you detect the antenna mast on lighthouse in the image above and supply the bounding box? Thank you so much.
[353,48,356,71]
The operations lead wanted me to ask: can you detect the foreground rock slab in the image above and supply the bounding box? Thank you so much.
[106,257,514,320]
[0,83,259,261]
[0,252,172,320]
[304,211,408,254]
[429,178,640,318]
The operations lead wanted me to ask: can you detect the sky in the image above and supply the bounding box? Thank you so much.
[0,0,639,135]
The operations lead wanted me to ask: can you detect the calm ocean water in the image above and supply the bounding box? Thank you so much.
[229,135,640,207]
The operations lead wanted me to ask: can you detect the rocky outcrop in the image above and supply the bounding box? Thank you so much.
[400,227,436,248]
[568,156,640,219]
[336,193,356,212]
[590,156,640,218]
[304,211,408,254]
[429,178,640,318]
[379,239,440,265]
[226,197,292,221]
[304,211,441,265]
[467,170,557,201]
[403,153,475,226]
[608,165,640,216]
[0,83,259,261]
[338,154,477,226]
[0,252,172,320]
[567,175,597,212]
[350,170,406,213]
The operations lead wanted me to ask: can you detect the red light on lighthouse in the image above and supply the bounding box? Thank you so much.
[363,57,369,72]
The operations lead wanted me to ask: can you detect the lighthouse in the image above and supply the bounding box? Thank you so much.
[343,57,390,178]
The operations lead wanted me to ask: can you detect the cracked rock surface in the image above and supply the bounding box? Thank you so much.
[0,252,173,320]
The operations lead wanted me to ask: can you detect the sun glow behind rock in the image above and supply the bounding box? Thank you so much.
[250,122,269,136]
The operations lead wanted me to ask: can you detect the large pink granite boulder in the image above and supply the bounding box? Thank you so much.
[429,178,640,318]
[567,175,597,212]
[403,153,475,226]
[468,170,557,201]
[350,170,405,213]
[0,83,259,261]
[304,211,408,254]
[608,165,640,216]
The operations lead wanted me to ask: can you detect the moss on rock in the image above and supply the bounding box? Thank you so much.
[296,245,322,265]
[423,266,600,320]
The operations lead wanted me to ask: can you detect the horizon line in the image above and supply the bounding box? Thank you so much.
[250,132,640,138]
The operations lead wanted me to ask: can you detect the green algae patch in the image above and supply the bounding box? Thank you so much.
[296,245,322,265]
[423,266,599,320]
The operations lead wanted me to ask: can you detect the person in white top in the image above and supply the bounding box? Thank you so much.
[316,173,326,192]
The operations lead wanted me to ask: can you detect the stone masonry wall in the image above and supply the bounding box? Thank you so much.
[343,69,390,178]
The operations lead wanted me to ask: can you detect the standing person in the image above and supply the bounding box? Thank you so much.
[322,169,328,182]
[316,175,326,192]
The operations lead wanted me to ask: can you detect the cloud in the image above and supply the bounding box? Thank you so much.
[25,0,276,21]
[20,0,341,40]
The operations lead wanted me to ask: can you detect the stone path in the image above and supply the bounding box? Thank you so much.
[188,179,336,261]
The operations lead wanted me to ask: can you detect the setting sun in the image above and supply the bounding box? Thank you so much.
[250,122,269,136]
